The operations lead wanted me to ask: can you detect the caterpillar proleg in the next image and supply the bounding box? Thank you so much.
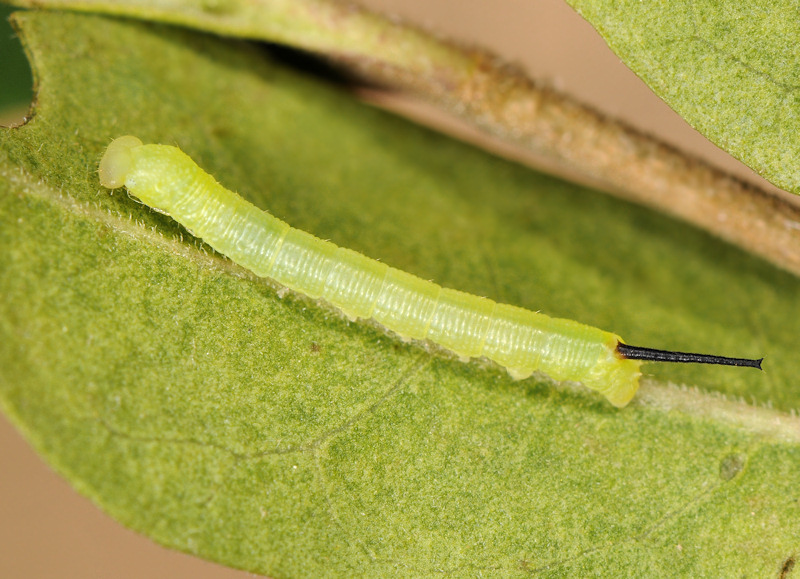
[99,136,763,407]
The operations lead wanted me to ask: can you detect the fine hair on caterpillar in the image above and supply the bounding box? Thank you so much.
[99,136,763,407]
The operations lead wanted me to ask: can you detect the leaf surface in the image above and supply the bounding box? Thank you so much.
[1,11,799,577]
[566,0,800,194]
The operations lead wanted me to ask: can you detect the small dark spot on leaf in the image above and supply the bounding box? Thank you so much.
[95,224,111,240]
[780,556,795,579]
[310,342,321,353]
[211,125,232,140]
[719,453,745,481]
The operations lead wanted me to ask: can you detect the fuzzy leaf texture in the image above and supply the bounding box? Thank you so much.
[1,11,800,578]
[566,0,800,195]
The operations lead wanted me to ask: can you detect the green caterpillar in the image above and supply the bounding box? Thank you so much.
[99,136,762,407]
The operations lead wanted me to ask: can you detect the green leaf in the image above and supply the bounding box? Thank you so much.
[566,0,800,195]
[2,11,800,577]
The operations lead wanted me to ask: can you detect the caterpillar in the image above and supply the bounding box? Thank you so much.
[99,136,762,407]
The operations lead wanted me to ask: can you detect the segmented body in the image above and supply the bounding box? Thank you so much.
[99,136,641,406]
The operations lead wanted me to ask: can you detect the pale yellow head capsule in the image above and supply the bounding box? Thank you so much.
[98,135,144,189]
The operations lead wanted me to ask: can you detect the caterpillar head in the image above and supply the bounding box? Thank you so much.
[99,135,144,189]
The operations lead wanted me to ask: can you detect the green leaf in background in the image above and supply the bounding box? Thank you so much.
[566,0,800,195]
[0,3,33,112]
[1,10,800,577]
